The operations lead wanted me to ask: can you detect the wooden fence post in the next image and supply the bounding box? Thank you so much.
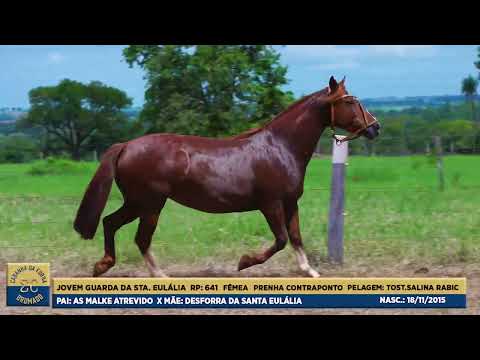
[426,142,431,155]
[328,135,348,264]
[434,136,445,191]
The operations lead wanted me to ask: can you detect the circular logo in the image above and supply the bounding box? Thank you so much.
[9,264,49,305]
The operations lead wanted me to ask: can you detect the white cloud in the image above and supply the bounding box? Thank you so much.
[47,52,66,64]
[282,45,360,59]
[277,45,439,74]
[366,45,437,57]
[280,45,438,61]
[307,60,360,70]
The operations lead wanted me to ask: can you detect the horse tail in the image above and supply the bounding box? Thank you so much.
[73,143,126,240]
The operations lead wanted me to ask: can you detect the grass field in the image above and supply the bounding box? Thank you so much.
[0,155,479,276]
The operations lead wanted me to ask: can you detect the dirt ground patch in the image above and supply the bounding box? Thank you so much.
[1,260,479,315]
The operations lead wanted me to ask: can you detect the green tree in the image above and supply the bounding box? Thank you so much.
[123,45,294,137]
[18,79,133,160]
[436,119,475,152]
[461,75,478,122]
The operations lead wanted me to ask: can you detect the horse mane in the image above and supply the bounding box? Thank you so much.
[231,127,265,139]
[229,88,328,140]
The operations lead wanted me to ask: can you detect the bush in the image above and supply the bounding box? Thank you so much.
[0,133,40,163]
[27,157,91,176]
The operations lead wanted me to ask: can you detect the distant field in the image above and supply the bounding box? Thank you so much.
[0,155,479,276]
[369,105,416,112]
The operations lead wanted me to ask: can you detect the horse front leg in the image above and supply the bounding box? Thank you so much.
[238,200,288,271]
[285,202,320,278]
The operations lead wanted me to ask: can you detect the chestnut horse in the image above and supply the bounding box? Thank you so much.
[74,76,380,277]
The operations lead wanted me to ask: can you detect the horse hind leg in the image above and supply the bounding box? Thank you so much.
[94,204,138,277]
[238,201,288,271]
[135,201,168,278]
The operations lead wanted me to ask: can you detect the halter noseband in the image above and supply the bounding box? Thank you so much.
[329,95,378,145]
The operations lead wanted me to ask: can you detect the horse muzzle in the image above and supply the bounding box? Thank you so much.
[362,123,380,140]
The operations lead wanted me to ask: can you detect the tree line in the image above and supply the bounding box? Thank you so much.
[321,102,480,156]
[1,45,480,163]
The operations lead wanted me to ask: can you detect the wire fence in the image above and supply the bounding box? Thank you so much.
[1,134,479,252]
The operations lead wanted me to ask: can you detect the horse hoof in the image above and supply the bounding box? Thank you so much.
[238,255,254,271]
[309,269,321,278]
[93,263,107,277]
[151,270,169,278]
[93,257,114,277]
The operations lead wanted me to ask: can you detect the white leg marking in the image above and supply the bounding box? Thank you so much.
[295,248,320,278]
[144,250,168,278]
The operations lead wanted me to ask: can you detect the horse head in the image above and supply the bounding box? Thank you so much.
[315,76,380,143]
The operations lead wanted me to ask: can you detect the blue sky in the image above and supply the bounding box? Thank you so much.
[0,45,478,107]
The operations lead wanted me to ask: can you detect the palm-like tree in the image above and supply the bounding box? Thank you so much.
[475,46,480,72]
[462,75,478,122]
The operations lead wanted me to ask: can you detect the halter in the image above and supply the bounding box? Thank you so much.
[329,94,378,145]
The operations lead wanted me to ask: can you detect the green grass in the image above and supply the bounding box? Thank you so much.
[27,158,92,176]
[0,155,479,270]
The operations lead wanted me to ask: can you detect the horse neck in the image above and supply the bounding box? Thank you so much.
[267,103,328,166]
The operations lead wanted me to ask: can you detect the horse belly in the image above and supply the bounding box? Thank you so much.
[169,189,256,213]
[169,158,257,213]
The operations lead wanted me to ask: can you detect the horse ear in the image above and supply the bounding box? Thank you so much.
[340,76,346,86]
[329,76,339,93]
